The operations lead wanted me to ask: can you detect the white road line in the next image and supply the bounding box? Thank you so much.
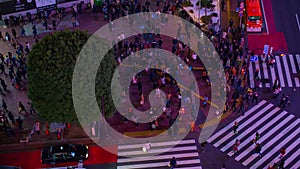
[221,107,281,153]
[118,146,197,156]
[270,64,276,86]
[296,13,300,31]
[118,139,195,150]
[260,0,269,34]
[228,109,286,157]
[291,159,300,169]
[251,127,300,169]
[213,104,273,147]
[275,56,285,87]
[207,101,267,143]
[296,54,300,72]
[255,58,263,87]
[282,55,293,87]
[289,55,297,73]
[242,119,299,166]
[236,114,294,161]
[248,63,255,88]
[117,159,201,169]
[261,56,270,87]
[118,152,199,163]
[272,138,300,167]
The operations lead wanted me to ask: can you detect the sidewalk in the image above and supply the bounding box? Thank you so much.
[0,0,248,153]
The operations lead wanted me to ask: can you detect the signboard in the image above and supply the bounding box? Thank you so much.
[0,0,36,15]
[263,45,269,55]
[251,55,258,62]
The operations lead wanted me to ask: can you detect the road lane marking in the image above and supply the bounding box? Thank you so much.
[275,55,285,87]
[282,55,293,87]
[260,0,269,34]
[296,13,300,31]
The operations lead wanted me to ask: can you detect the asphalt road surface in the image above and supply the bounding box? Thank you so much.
[272,0,300,53]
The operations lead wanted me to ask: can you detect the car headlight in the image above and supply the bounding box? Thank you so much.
[85,153,89,158]
[86,145,89,150]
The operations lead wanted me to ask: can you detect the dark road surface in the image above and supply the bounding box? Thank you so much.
[272,0,300,53]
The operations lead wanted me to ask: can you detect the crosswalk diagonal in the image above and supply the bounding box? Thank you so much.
[207,100,300,169]
[248,54,300,88]
[117,139,202,169]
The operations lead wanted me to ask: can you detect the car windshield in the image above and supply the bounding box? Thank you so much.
[248,16,261,21]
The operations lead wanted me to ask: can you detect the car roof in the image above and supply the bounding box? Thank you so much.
[50,144,76,154]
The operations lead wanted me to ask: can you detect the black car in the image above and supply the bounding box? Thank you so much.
[41,144,89,164]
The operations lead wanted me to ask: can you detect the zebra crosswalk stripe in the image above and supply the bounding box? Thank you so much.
[282,55,293,87]
[207,100,300,169]
[117,139,202,169]
[213,104,273,147]
[275,55,286,87]
[221,107,281,152]
[246,120,299,168]
[288,55,300,87]
[248,54,300,88]
[207,100,267,143]
[227,108,286,157]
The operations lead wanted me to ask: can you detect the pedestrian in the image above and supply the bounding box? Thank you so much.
[169,156,177,169]
[20,26,26,37]
[221,164,226,169]
[2,99,8,111]
[255,131,260,142]
[18,102,27,115]
[0,78,8,91]
[28,102,37,115]
[231,98,237,112]
[233,139,240,157]
[279,94,286,108]
[16,116,23,130]
[284,94,290,108]
[0,31,3,41]
[71,16,76,27]
[233,121,238,134]
[8,111,15,124]
[11,28,17,39]
[221,0,225,11]
[254,143,262,156]
[237,98,245,115]
[229,18,234,28]
[200,141,207,152]
[203,94,208,107]
[252,91,258,104]
[34,121,40,135]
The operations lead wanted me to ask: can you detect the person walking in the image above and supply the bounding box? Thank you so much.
[254,143,262,156]
[16,116,23,130]
[2,99,8,111]
[221,0,225,11]
[20,26,26,37]
[252,91,259,104]
[203,94,209,107]
[279,94,286,108]
[18,102,27,115]
[8,111,15,124]
[233,121,239,134]
[233,139,240,157]
[0,78,8,91]
[11,28,17,39]
[169,156,177,169]
[237,98,245,115]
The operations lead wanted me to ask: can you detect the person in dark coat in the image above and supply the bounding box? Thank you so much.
[8,111,15,124]
[16,116,23,129]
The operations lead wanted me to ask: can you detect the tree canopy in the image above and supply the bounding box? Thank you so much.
[27,30,117,123]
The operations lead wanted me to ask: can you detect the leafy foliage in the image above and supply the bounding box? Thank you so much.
[28,30,117,123]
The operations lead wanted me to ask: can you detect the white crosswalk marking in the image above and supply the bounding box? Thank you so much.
[288,55,300,87]
[248,54,300,88]
[117,139,202,169]
[275,55,286,87]
[207,100,267,143]
[282,56,293,87]
[207,100,300,169]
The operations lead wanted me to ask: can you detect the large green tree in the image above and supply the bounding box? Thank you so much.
[27,30,117,123]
